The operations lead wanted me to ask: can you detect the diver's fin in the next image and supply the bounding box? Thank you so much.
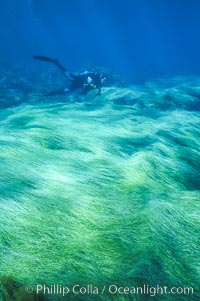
[33,55,66,72]
[33,55,58,64]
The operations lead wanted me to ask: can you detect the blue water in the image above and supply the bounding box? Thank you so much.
[1,0,200,81]
[0,1,200,301]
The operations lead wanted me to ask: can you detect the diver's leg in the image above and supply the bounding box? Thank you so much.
[45,88,70,96]
[53,60,67,72]
[68,81,80,92]
[64,71,76,80]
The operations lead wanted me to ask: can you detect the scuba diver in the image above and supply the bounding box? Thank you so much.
[33,56,107,97]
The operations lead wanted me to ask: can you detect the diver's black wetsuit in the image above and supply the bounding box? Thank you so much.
[63,70,103,96]
[33,56,104,97]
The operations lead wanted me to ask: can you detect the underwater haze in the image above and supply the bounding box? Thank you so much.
[0,1,200,301]
[1,0,200,80]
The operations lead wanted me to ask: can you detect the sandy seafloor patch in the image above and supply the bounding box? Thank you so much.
[0,79,200,300]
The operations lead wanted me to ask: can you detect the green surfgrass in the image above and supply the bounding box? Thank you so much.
[0,81,200,300]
